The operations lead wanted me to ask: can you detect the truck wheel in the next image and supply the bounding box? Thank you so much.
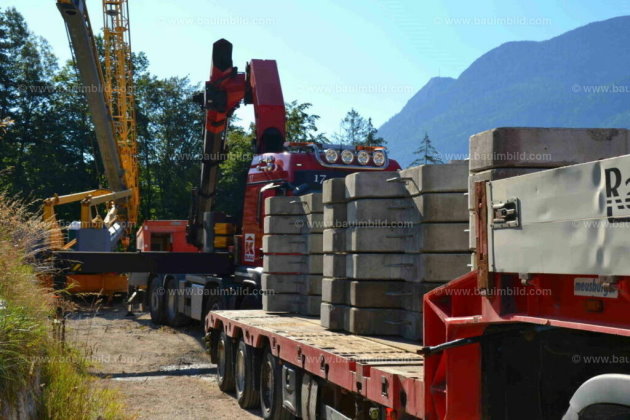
[235,338,260,408]
[260,348,295,420]
[165,277,189,327]
[148,277,165,325]
[217,330,235,392]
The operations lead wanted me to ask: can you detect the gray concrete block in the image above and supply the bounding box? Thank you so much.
[323,203,347,229]
[261,274,321,295]
[347,198,419,225]
[399,161,468,194]
[300,193,323,214]
[411,193,468,222]
[323,254,346,278]
[323,178,347,204]
[263,294,321,315]
[321,277,349,305]
[345,171,407,199]
[320,303,347,330]
[346,224,469,253]
[346,253,471,282]
[467,168,546,210]
[347,308,422,340]
[264,254,323,274]
[263,214,323,234]
[263,234,323,255]
[323,229,346,253]
[349,280,437,312]
[265,196,307,216]
[469,127,630,173]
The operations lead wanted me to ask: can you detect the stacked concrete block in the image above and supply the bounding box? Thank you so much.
[468,128,630,267]
[321,163,470,341]
[262,194,323,315]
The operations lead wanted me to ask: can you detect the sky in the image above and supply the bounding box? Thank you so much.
[5,0,630,138]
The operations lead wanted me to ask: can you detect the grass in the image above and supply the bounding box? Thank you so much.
[0,192,129,419]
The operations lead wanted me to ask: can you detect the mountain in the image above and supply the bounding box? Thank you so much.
[379,16,630,167]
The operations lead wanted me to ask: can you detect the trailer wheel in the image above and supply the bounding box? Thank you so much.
[260,348,294,420]
[235,338,260,408]
[148,277,165,325]
[217,331,235,392]
[165,277,189,327]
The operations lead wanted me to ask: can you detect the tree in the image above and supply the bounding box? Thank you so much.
[285,100,327,143]
[410,132,443,166]
[334,109,387,147]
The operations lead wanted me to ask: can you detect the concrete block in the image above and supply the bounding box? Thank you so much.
[467,168,546,210]
[469,127,630,173]
[323,203,347,228]
[320,303,347,330]
[263,254,323,274]
[321,277,349,305]
[323,254,346,278]
[346,253,471,282]
[263,294,321,315]
[261,274,321,295]
[300,193,323,214]
[323,229,346,253]
[399,161,468,194]
[347,308,422,340]
[411,193,468,222]
[349,280,436,312]
[347,198,418,226]
[346,224,469,253]
[345,171,407,199]
[263,214,323,234]
[263,234,323,255]
[322,178,347,204]
[265,196,306,216]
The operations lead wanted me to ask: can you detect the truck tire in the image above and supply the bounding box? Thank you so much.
[164,277,189,327]
[148,276,166,325]
[217,330,235,392]
[260,348,295,420]
[235,338,260,409]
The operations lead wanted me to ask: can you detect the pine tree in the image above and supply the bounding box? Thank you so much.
[410,132,443,166]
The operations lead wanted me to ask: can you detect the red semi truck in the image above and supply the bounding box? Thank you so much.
[205,149,630,420]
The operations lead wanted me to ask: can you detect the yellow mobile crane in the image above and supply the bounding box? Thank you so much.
[45,0,138,294]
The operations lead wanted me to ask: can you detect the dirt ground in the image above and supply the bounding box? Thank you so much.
[65,301,261,420]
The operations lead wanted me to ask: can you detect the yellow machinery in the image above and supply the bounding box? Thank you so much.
[49,0,139,294]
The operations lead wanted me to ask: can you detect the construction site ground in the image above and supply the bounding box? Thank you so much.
[66,301,261,420]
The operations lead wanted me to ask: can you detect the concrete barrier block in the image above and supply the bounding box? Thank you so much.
[349,280,437,312]
[323,229,346,253]
[347,198,420,225]
[346,253,471,282]
[347,308,422,340]
[411,193,468,222]
[345,171,407,199]
[323,254,346,278]
[320,303,348,330]
[265,196,306,216]
[323,178,347,204]
[321,277,349,304]
[261,273,306,294]
[469,127,630,173]
[264,214,323,234]
[263,234,322,254]
[300,193,323,214]
[346,224,469,253]
[263,254,323,274]
[399,161,468,195]
[263,294,321,315]
[261,274,321,295]
[323,203,347,229]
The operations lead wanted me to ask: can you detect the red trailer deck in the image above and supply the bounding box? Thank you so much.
[207,309,426,418]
